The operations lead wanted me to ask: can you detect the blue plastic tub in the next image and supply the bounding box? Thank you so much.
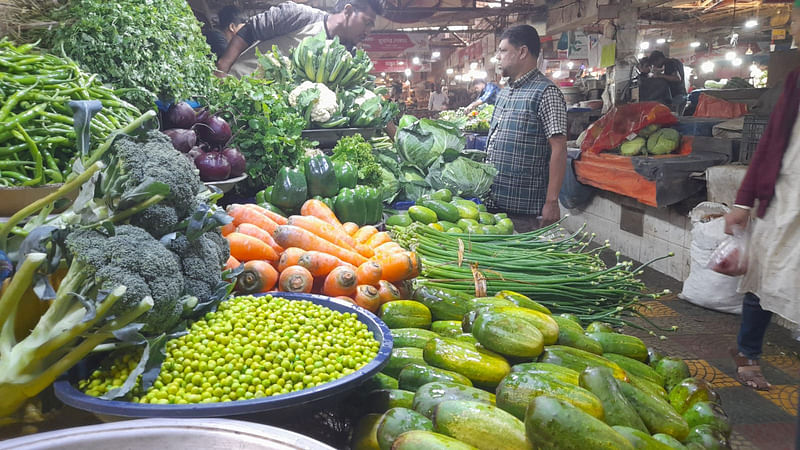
[53,292,393,420]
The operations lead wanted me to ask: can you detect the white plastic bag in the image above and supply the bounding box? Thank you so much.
[708,225,749,276]
[678,202,743,314]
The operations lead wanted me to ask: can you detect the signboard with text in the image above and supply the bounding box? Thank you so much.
[362,33,430,58]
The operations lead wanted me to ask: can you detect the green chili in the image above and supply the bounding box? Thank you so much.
[0,103,47,134]
[16,125,43,186]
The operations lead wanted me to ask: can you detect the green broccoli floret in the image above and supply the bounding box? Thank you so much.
[166,231,230,305]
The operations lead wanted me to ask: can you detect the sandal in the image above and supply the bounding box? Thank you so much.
[730,348,772,391]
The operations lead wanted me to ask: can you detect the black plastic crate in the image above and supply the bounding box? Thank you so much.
[740,114,769,163]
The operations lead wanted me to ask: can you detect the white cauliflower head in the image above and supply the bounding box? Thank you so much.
[289,81,339,124]
[354,89,377,107]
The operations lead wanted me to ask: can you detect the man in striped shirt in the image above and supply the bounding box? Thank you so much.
[485,25,568,232]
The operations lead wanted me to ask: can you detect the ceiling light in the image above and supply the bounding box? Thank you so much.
[432,51,441,58]
[637,52,645,59]
[567,61,574,69]
[447,25,468,31]
[732,57,742,66]
[690,41,701,48]
[640,41,650,50]
[701,61,715,73]
[404,68,411,77]
[470,62,478,70]
[745,19,758,28]
[412,56,421,65]
[725,51,736,60]
[446,68,454,75]
[454,74,462,81]
[398,61,404,65]
[656,38,666,44]
[380,72,386,77]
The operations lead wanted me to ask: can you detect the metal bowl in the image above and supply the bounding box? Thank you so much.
[53,292,392,421]
[203,173,247,194]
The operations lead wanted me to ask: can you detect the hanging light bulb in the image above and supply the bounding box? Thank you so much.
[690,41,701,48]
[701,61,715,73]
[745,19,758,28]
[745,44,753,55]
[567,61,574,69]
[725,51,736,60]
[640,41,650,50]
[431,51,441,59]
[656,38,666,44]
[732,58,743,66]
[446,68,454,75]
[404,68,412,77]
[412,56,420,65]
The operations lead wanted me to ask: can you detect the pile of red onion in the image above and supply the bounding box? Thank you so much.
[161,102,246,182]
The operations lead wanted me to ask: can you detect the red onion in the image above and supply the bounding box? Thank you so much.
[195,115,232,146]
[163,128,197,153]
[195,152,231,181]
[221,147,246,177]
[164,101,196,129]
[187,146,206,161]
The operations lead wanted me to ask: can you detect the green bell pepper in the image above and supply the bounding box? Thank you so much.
[272,167,307,212]
[333,160,357,189]
[255,186,274,204]
[361,185,383,224]
[313,195,336,211]
[305,155,339,198]
[258,202,286,217]
[334,187,367,226]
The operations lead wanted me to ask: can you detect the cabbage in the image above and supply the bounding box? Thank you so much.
[647,128,680,155]
[426,157,498,199]
[398,114,418,129]
[400,168,432,201]
[638,124,661,137]
[379,167,400,203]
[620,137,646,156]
[396,118,465,172]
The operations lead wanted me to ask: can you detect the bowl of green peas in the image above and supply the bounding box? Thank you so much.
[53,292,393,421]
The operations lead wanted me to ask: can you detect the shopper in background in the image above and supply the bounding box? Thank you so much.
[207,6,248,58]
[466,79,500,111]
[428,85,449,112]
[648,50,686,108]
[215,0,383,78]
[723,1,800,393]
[485,24,567,232]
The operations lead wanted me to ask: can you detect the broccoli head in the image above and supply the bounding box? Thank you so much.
[166,231,230,306]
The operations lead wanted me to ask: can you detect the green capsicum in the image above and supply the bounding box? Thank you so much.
[361,186,383,224]
[333,160,357,189]
[305,155,339,198]
[255,186,274,204]
[271,167,307,212]
[258,202,286,217]
[313,195,336,211]
[334,187,367,226]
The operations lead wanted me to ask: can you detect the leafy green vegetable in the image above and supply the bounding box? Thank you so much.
[378,167,400,203]
[43,0,215,110]
[396,118,465,171]
[207,76,309,195]
[400,167,432,201]
[426,157,498,199]
[330,135,382,188]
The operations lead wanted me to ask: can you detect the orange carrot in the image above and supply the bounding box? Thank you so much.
[355,243,375,258]
[355,260,383,286]
[353,225,378,244]
[224,255,241,271]
[297,251,348,277]
[323,265,358,297]
[221,221,236,236]
[242,203,288,225]
[227,205,279,235]
[237,260,278,293]
[377,280,402,304]
[365,231,391,249]
[273,225,367,267]
[237,223,283,254]
[227,232,279,262]
[375,251,419,282]
[342,222,359,235]
[278,247,306,272]
[353,285,381,313]
[301,199,344,230]
[374,242,404,257]
[278,265,313,293]
[287,215,357,250]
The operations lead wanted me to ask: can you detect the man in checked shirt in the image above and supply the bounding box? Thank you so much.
[485,25,568,232]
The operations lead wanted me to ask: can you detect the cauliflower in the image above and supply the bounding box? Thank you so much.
[289,81,339,124]
[354,89,377,107]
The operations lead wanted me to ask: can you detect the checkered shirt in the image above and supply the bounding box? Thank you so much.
[485,69,567,215]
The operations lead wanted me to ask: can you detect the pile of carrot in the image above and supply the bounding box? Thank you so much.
[222,199,420,313]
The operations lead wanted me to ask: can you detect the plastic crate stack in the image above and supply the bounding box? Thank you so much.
[741,114,769,163]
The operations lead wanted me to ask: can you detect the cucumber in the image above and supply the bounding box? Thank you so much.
[682,401,731,437]
[430,189,453,203]
[652,434,688,449]
[618,380,690,441]
[481,225,499,235]
[451,200,480,220]
[472,309,544,358]
[655,357,692,391]
[579,366,647,432]
[387,214,413,227]
[669,377,720,414]
[398,363,473,391]
[684,424,730,450]
[558,313,582,326]
[629,373,669,400]
[351,413,383,450]
[496,371,604,420]
[476,203,487,212]
[454,333,478,344]
[495,290,551,314]
[391,328,438,349]
[365,389,415,413]
[466,296,516,311]
[585,321,616,333]
[490,306,559,345]
[613,425,674,450]
[362,372,399,391]
[552,316,603,355]
[456,218,480,230]
[376,407,433,450]
[585,331,648,362]
[413,286,472,321]
[510,362,580,385]
[412,381,495,419]
[525,396,634,450]
[392,430,479,450]
[380,300,432,329]
[423,337,511,389]
[495,218,514,235]
[551,315,584,334]
[477,212,496,225]
[408,205,438,224]
[648,347,666,366]
[433,400,528,450]
[539,345,628,381]
[430,320,464,337]
[461,309,479,333]
[493,212,508,221]
[604,353,665,387]
[437,220,458,230]
[418,199,460,223]
[446,227,463,234]
[384,347,426,378]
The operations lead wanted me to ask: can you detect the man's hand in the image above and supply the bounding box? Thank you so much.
[540,200,560,227]
[724,207,750,235]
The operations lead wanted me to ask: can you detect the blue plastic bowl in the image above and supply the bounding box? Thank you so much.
[53,292,393,419]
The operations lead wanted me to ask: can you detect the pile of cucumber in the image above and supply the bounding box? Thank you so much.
[350,287,731,450]
[386,189,515,235]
